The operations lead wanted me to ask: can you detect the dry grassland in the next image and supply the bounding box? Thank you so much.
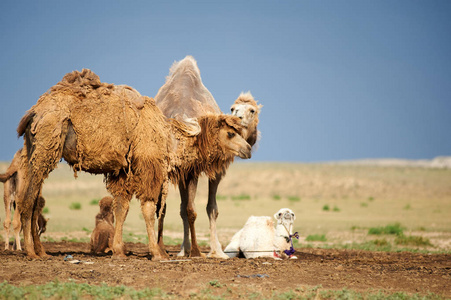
[1,161,450,252]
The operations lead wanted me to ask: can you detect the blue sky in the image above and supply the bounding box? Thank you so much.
[0,1,450,162]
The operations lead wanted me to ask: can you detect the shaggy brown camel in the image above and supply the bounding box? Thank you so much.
[155,56,262,258]
[90,196,114,254]
[15,68,251,259]
[1,149,47,250]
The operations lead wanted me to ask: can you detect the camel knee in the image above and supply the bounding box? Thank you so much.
[3,219,11,231]
[206,204,219,219]
[12,217,21,232]
[187,207,197,224]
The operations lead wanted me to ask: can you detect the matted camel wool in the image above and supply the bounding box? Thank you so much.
[16,69,171,259]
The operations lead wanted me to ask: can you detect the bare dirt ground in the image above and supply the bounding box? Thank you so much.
[1,242,449,298]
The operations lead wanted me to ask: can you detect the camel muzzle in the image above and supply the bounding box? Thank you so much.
[239,144,252,159]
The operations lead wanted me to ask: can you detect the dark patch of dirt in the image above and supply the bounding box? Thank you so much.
[1,242,450,298]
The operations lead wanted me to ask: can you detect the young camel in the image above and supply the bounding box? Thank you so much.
[155,56,262,258]
[1,149,47,250]
[90,196,115,254]
[15,69,251,259]
[224,208,298,259]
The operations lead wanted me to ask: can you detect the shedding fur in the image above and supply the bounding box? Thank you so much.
[16,69,170,259]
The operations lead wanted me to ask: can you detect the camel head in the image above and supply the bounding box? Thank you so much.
[99,196,114,213]
[230,92,262,146]
[274,208,296,234]
[216,115,252,160]
[230,92,262,128]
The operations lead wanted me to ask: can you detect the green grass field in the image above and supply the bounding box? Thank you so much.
[0,161,450,252]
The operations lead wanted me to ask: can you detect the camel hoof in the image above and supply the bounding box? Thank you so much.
[27,253,41,260]
[112,253,128,260]
[39,253,51,259]
[207,252,229,259]
[189,252,206,258]
[176,251,187,257]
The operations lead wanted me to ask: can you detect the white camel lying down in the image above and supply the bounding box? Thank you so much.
[224,208,298,259]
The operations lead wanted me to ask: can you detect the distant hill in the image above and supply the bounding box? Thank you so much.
[328,156,451,169]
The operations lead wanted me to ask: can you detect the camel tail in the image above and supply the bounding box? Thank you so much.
[17,110,35,137]
[17,110,36,161]
[0,172,12,183]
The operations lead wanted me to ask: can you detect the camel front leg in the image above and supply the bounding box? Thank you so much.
[179,175,204,257]
[112,195,131,259]
[207,173,228,259]
[178,182,191,257]
[141,200,168,260]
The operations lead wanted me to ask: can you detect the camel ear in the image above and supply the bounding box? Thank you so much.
[220,115,242,133]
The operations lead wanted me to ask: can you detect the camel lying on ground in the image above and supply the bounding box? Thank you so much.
[155,55,262,258]
[224,208,298,259]
[1,149,47,250]
[90,196,114,254]
[15,68,251,259]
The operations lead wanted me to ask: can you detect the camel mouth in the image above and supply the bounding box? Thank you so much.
[238,147,252,159]
[282,212,295,221]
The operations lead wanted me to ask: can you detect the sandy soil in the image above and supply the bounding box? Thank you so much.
[1,242,449,298]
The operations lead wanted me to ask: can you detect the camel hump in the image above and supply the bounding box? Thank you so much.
[155,55,221,123]
[168,55,200,80]
[114,85,145,110]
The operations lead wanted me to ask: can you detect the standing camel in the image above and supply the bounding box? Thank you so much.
[15,68,251,259]
[155,56,262,258]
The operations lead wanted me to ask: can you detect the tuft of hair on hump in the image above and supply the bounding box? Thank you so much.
[166,55,201,83]
[61,69,102,88]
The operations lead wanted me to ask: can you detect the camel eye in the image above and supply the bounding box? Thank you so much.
[250,109,255,114]
[227,132,235,138]
[278,213,282,217]
[231,108,235,113]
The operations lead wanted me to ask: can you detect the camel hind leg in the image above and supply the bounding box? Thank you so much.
[156,179,168,251]
[12,205,22,250]
[3,179,12,250]
[141,199,168,260]
[17,114,67,258]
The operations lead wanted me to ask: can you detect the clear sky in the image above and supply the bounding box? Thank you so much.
[0,1,450,162]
